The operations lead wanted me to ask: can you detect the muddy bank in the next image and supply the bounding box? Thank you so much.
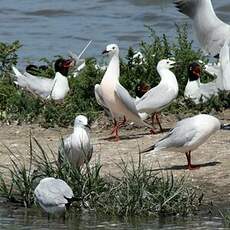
[0,111,230,205]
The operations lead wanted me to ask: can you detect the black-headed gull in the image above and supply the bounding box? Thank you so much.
[136,59,178,132]
[174,0,230,57]
[34,177,74,214]
[184,62,219,104]
[141,114,230,170]
[99,44,152,140]
[58,115,93,168]
[12,58,75,101]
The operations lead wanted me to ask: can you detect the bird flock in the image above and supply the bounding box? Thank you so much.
[8,0,230,215]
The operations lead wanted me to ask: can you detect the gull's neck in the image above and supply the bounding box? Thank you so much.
[157,67,178,91]
[54,72,67,80]
[73,124,86,133]
[103,54,120,82]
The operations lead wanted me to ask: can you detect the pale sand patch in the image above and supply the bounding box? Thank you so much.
[0,110,230,205]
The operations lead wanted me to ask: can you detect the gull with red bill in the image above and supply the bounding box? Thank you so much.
[12,58,75,101]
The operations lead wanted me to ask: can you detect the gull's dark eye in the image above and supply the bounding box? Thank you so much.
[112,47,115,50]
[167,61,169,64]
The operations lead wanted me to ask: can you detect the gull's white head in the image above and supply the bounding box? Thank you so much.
[74,115,89,127]
[157,59,175,70]
[102,44,119,57]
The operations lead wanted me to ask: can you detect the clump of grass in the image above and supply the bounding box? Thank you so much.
[219,210,230,227]
[0,138,201,218]
[94,155,201,217]
[0,140,36,207]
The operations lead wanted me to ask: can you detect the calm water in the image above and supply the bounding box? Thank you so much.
[0,0,230,63]
[0,205,227,230]
[0,0,230,228]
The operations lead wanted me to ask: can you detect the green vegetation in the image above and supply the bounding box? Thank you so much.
[0,24,229,127]
[0,138,201,217]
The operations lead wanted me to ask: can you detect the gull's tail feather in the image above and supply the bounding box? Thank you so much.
[140,144,155,154]
[174,0,198,18]
[12,66,25,85]
[221,124,230,130]
[12,66,22,78]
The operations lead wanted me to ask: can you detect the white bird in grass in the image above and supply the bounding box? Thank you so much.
[99,43,152,140]
[174,0,230,57]
[141,114,230,170]
[184,62,219,104]
[58,115,93,168]
[12,58,75,101]
[34,177,74,214]
[136,59,178,132]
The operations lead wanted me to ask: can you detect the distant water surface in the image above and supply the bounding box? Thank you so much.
[0,0,229,63]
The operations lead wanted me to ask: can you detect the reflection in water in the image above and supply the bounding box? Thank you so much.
[0,205,225,229]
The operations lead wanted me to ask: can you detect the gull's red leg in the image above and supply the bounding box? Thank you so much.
[185,151,200,170]
[156,112,163,132]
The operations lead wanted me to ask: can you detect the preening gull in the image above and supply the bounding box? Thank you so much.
[34,177,74,214]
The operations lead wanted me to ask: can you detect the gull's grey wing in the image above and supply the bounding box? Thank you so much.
[54,179,73,199]
[94,84,108,109]
[155,117,197,150]
[12,66,53,98]
[35,178,73,206]
[86,144,93,163]
[58,136,72,164]
[174,0,200,18]
[114,83,140,117]
[94,84,112,116]
[136,84,177,113]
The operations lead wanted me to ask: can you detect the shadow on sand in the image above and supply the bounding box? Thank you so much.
[151,161,221,171]
[100,127,171,142]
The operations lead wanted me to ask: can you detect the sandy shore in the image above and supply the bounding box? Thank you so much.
[0,110,230,205]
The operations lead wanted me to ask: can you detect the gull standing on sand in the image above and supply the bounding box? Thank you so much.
[174,0,230,57]
[136,59,178,132]
[141,114,230,170]
[95,82,150,121]
[34,177,74,214]
[184,62,219,104]
[58,115,93,168]
[12,58,75,101]
[99,43,152,140]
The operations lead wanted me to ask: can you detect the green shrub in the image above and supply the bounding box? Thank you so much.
[0,25,229,127]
